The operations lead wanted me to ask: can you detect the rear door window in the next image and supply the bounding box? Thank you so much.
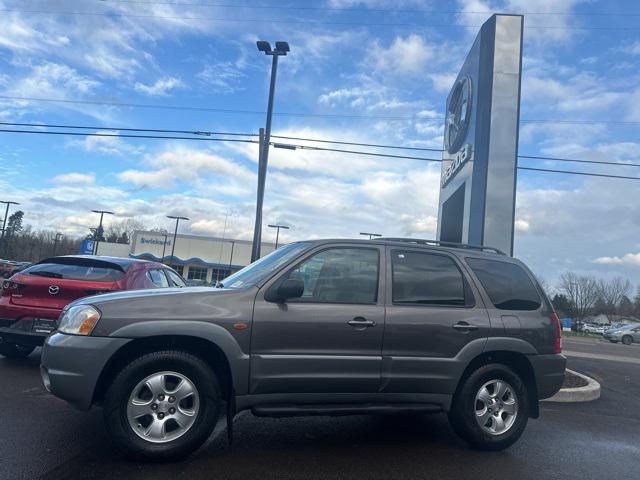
[166,270,186,287]
[24,263,124,282]
[466,258,541,311]
[391,251,467,306]
[147,269,170,287]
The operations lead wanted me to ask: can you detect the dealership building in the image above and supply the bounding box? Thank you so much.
[94,230,276,283]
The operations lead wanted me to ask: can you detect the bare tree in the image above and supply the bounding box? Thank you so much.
[558,272,599,321]
[597,277,632,312]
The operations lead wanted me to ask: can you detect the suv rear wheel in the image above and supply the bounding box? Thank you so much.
[448,363,529,451]
[103,350,221,461]
[0,342,35,359]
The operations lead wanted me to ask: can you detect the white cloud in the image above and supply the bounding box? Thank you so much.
[118,146,254,189]
[371,34,435,76]
[134,77,184,96]
[72,131,146,156]
[593,253,640,267]
[52,173,96,185]
[197,63,245,93]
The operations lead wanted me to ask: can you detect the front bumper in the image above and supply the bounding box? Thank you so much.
[40,332,131,410]
[529,353,567,399]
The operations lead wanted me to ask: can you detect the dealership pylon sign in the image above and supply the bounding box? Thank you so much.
[437,14,523,256]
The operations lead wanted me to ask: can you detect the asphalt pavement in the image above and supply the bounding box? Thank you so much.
[1,337,638,480]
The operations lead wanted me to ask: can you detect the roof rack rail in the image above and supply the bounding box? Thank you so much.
[377,238,507,255]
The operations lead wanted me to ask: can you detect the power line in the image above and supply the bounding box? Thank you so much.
[3,8,640,30]
[97,0,640,17]
[3,96,640,126]
[0,128,258,143]
[2,122,640,169]
[0,127,638,180]
[518,154,640,168]
[0,121,256,138]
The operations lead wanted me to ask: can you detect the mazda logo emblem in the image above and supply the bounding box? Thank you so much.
[445,75,473,154]
[48,285,60,295]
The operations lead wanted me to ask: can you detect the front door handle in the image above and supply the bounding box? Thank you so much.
[453,322,479,332]
[348,317,376,328]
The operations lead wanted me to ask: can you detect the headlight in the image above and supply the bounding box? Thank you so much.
[58,305,101,335]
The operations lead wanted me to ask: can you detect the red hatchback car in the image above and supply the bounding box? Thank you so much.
[0,255,186,358]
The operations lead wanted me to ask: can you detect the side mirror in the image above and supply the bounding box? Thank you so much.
[267,278,304,303]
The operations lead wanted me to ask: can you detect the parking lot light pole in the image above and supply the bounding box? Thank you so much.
[268,224,290,249]
[360,232,382,240]
[167,215,189,267]
[251,40,290,263]
[91,209,114,255]
[53,232,63,256]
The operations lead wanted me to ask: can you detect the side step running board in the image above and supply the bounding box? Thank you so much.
[252,403,442,417]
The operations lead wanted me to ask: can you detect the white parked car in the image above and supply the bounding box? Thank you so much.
[583,324,605,334]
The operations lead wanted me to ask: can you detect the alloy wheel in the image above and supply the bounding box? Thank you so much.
[474,379,518,436]
[126,371,200,443]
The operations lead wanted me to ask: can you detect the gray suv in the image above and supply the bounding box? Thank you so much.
[40,239,565,461]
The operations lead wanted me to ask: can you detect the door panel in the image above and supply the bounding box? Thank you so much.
[250,245,385,395]
[381,248,490,394]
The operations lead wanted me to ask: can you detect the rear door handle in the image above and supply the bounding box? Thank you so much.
[453,322,479,332]
[348,317,376,328]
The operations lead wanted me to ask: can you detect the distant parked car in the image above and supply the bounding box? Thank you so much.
[0,256,186,359]
[0,260,31,278]
[583,324,605,334]
[604,324,640,345]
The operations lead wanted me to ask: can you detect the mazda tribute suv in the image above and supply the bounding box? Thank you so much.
[40,238,565,461]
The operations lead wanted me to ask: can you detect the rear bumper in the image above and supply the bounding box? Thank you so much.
[40,333,131,410]
[529,353,567,399]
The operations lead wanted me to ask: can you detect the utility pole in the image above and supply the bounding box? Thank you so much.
[91,210,114,255]
[53,232,63,256]
[251,40,290,263]
[268,224,290,249]
[167,215,189,267]
[0,200,19,257]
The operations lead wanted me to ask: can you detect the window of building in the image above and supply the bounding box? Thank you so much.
[284,248,379,304]
[169,264,184,276]
[465,258,541,311]
[187,266,208,281]
[147,269,169,288]
[392,251,466,306]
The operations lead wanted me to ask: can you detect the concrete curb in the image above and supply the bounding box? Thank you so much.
[542,369,601,403]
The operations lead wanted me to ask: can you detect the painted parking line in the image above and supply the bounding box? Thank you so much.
[564,350,640,365]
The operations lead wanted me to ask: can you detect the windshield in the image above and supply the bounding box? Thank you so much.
[220,242,311,289]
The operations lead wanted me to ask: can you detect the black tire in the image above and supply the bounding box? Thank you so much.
[103,350,221,462]
[448,363,529,451]
[622,335,633,346]
[0,342,36,359]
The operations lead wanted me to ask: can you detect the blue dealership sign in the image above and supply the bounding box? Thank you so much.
[80,239,95,255]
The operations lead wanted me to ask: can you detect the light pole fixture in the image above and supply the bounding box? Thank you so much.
[91,209,114,255]
[167,215,189,267]
[53,232,63,256]
[360,232,382,240]
[268,224,290,249]
[251,40,290,263]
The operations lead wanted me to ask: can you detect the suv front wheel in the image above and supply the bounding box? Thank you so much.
[448,363,529,451]
[103,350,221,461]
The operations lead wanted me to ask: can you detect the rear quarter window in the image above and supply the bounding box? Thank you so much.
[465,258,541,311]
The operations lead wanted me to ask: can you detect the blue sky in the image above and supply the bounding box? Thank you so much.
[0,0,639,289]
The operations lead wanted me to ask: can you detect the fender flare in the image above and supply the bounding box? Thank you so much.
[110,321,250,395]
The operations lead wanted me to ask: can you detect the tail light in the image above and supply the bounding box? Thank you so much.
[550,312,562,353]
[2,280,25,295]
